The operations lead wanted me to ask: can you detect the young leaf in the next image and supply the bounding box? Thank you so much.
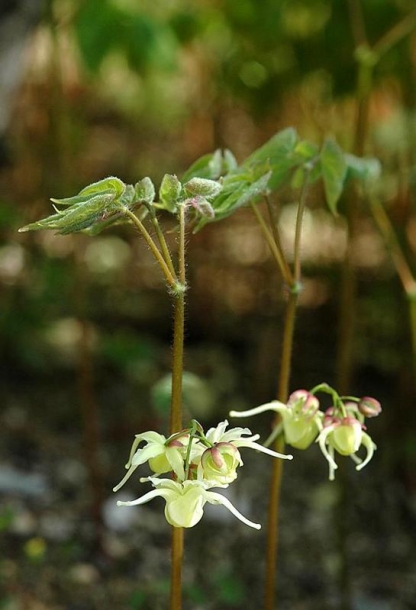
[320,139,347,215]
[159,174,182,212]
[134,177,156,204]
[244,127,299,189]
[344,154,381,183]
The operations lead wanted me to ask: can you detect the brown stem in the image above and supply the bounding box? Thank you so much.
[264,174,308,610]
[169,204,186,610]
[251,202,293,285]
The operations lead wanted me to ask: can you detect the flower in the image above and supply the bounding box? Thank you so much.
[198,442,242,485]
[113,431,189,492]
[116,477,261,530]
[230,392,322,450]
[317,415,376,480]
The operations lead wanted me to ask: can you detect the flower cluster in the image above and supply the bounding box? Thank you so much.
[230,384,381,480]
[113,420,293,529]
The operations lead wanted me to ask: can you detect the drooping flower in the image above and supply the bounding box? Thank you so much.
[198,442,242,485]
[116,477,261,530]
[317,415,376,480]
[230,391,322,450]
[113,431,189,492]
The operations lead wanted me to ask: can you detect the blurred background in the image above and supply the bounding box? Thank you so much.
[1,0,416,608]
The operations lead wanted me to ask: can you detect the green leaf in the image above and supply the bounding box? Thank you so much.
[181,150,222,182]
[74,0,123,73]
[134,177,155,204]
[244,127,299,189]
[320,139,347,214]
[344,153,381,183]
[159,174,182,212]
[79,176,126,198]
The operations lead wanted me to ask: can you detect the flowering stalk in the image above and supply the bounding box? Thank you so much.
[169,202,186,610]
[250,171,309,610]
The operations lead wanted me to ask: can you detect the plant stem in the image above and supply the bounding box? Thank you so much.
[124,208,178,288]
[169,203,187,610]
[251,202,293,285]
[264,174,308,610]
[151,214,177,279]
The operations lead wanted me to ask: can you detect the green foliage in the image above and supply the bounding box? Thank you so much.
[18,177,148,236]
[158,174,182,213]
[320,139,348,215]
[74,0,178,75]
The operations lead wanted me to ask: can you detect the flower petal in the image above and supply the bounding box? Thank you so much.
[205,491,261,530]
[131,443,164,466]
[317,425,338,476]
[112,464,140,492]
[234,439,293,460]
[229,401,287,419]
[116,487,172,507]
[165,447,186,480]
[355,432,376,472]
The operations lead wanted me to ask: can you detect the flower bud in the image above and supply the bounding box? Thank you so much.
[288,390,319,417]
[199,442,241,485]
[358,397,382,418]
[184,177,222,199]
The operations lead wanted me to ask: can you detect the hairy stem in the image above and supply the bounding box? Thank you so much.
[169,204,187,610]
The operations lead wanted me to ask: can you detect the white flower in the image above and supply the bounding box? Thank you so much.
[317,416,376,480]
[113,431,189,492]
[116,477,261,530]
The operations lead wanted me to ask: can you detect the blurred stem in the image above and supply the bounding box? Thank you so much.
[264,173,308,610]
[251,202,293,285]
[337,7,416,605]
[369,198,416,378]
[373,10,416,57]
[369,199,416,295]
[169,204,186,610]
[124,209,177,288]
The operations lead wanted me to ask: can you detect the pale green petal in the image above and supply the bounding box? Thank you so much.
[131,443,164,466]
[112,464,140,492]
[234,439,293,460]
[126,431,165,467]
[355,433,376,472]
[164,486,206,528]
[219,426,255,442]
[166,447,186,480]
[317,426,338,476]
[229,401,288,418]
[116,487,172,507]
[206,491,261,530]
[205,420,229,443]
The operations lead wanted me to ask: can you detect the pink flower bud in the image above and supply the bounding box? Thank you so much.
[358,397,382,418]
[199,442,242,485]
[288,390,319,416]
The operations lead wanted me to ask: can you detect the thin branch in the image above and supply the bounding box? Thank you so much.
[251,202,293,285]
[123,208,177,288]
